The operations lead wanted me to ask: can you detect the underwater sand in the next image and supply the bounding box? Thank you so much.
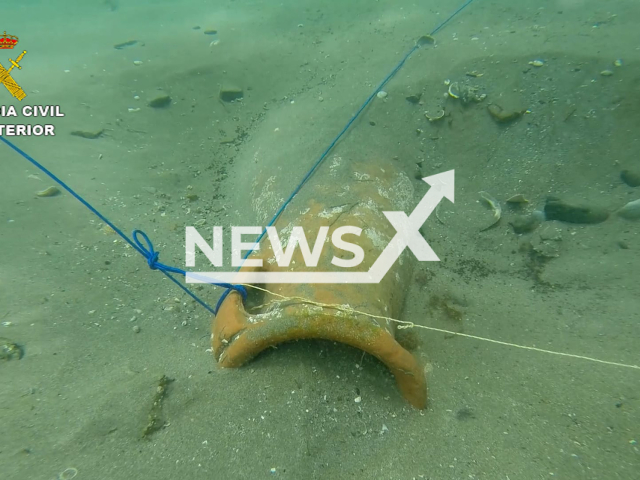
[1,0,639,479]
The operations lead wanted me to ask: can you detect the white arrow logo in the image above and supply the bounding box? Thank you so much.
[187,170,454,284]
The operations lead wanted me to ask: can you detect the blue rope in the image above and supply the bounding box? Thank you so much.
[0,136,247,315]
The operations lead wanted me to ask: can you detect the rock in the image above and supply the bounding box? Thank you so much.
[405,93,422,104]
[543,197,609,224]
[219,85,244,102]
[617,199,640,220]
[148,95,172,108]
[114,40,138,50]
[621,169,640,187]
[509,214,540,234]
[148,95,171,108]
[487,104,525,124]
[70,129,104,139]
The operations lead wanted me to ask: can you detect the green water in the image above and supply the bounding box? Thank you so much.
[0,0,638,479]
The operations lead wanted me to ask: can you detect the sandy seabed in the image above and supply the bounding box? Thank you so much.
[1,0,639,479]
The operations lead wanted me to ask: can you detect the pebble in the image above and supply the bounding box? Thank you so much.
[376,91,388,99]
[621,169,640,187]
[617,199,640,220]
[148,95,172,108]
[510,214,540,234]
[219,85,244,102]
[133,325,141,333]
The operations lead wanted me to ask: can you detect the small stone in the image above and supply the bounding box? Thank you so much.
[510,214,540,234]
[405,93,422,104]
[600,69,614,76]
[621,169,640,187]
[133,325,141,333]
[487,104,525,124]
[148,95,172,108]
[219,85,244,102]
[617,199,640,220]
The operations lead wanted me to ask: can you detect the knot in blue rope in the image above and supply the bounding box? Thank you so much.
[132,228,247,314]
[133,229,162,270]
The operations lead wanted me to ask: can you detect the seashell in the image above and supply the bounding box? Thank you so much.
[617,199,640,220]
[528,59,544,67]
[479,191,502,231]
[36,186,61,197]
[424,110,445,122]
[506,194,529,204]
[600,69,614,76]
[447,82,460,99]
[376,91,388,99]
